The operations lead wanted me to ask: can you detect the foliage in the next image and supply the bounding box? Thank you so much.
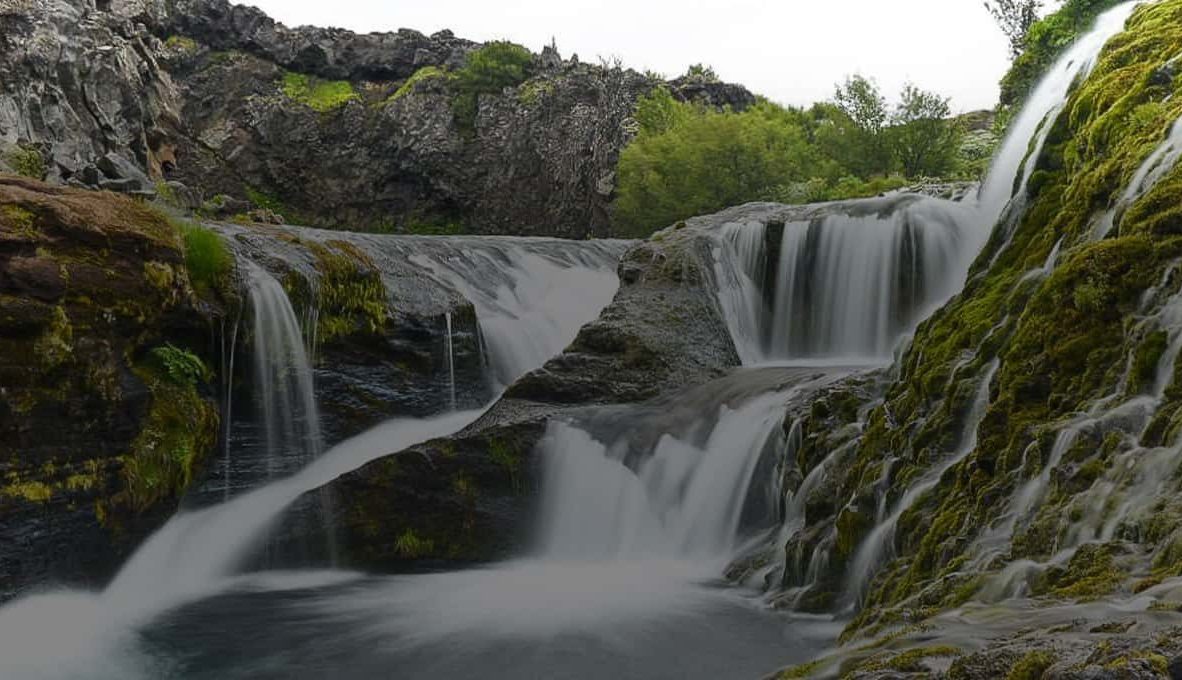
[451,41,533,133]
[388,66,448,103]
[174,218,232,297]
[831,75,893,176]
[985,0,1044,59]
[615,77,963,236]
[164,35,199,53]
[890,84,962,178]
[998,0,1126,107]
[683,63,719,83]
[149,344,212,386]
[306,241,389,343]
[6,146,45,179]
[281,71,359,112]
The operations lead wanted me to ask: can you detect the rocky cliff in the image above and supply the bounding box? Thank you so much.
[0,0,754,238]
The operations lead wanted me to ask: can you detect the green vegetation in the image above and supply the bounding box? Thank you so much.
[122,346,218,512]
[999,0,1126,107]
[173,218,233,298]
[281,71,360,112]
[164,35,199,52]
[1005,650,1057,680]
[388,66,448,103]
[304,241,389,344]
[394,529,435,558]
[614,76,967,237]
[451,40,533,133]
[6,146,45,179]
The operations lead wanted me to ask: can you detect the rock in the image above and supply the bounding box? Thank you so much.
[0,175,220,599]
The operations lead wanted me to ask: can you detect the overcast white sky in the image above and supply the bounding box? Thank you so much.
[243,0,1013,112]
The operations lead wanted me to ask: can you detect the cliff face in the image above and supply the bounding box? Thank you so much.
[0,0,754,238]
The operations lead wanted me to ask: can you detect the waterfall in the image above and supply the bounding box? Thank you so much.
[1094,115,1182,240]
[842,360,998,606]
[535,391,789,564]
[716,198,984,363]
[244,262,323,478]
[445,312,457,412]
[978,3,1139,236]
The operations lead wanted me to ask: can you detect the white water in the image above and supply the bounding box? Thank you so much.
[410,246,621,387]
[244,262,323,475]
[1094,115,1182,239]
[445,311,457,411]
[978,2,1140,225]
[843,360,998,606]
[715,199,985,363]
[536,391,788,564]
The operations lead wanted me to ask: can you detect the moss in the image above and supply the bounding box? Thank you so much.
[281,71,359,112]
[846,645,963,675]
[164,35,199,52]
[244,186,284,214]
[776,659,826,679]
[517,78,555,106]
[34,306,73,370]
[119,347,218,512]
[387,66,448,103]
[1,204,37,237]
[6,146,45,179]
[1006,650,1057,680]
[394,529,435,558]
[1132,329,1169,394]
[1035,543,1126,600]
[1,480,53,503]
[306,240,389,344]
[488,437,524,493]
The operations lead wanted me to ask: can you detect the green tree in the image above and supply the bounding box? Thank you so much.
[831,75,893,176]
[615,98,823,236]
[985,0,1044,59]
[890,84,961,178]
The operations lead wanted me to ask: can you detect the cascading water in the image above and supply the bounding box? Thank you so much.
[243,262,324,479]
[978,2,1139,246]
[445,311,457,411]
[715,197,986,363]
[1094,115,1182,240]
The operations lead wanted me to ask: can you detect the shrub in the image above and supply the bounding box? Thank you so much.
[281,71,359,112]
[451,41,533,132]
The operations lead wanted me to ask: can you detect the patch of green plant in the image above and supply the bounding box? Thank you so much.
[6,146,45,179]
[307,240,389,343]
[451,40,533,133]
[387,66,448,103]
[394,529,435,558]
[404,218,464,236]
[148,344,211,386]
[121,352,218,512]
[164,35,199,52]
[173,218,232,297]
[1,204,37,237]
[1006,650,1057,680]
[281,71,359,112]
[517,78,554,106]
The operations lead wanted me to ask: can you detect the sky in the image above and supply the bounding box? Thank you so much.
[243,0,1014,113]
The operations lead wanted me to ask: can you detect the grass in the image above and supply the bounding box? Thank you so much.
[281,72,359,112]
[174,218,232,297]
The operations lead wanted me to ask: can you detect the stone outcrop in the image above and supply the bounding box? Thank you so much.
[0,174,221,598]
[0,0,755,238]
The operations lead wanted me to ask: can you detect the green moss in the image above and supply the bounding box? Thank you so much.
[1005,650,1057,680]
[164,35,199,52]
[281,71,359,112]
[1036,543,1126,600]
[120,348,218,512]
[1132,329,1169,394]
[776,659,825,679]
[488,437,523,493]
[1,480,53,503]
[847,645,963,675]
[1,204,37,237]
[394,529,435,558]
[34,306,73,370]
[6,146,45,179]
[306,240,389,344]
[517,78,555,106]
[387,66,448,103]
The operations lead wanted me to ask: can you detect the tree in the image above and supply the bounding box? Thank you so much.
[684,63,719,83]
[985,0,1043,59]
[890,84,961,178]
[829,75,893,177]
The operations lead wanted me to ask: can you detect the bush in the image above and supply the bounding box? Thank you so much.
[281,72,359,112]
[451,41,533,132]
